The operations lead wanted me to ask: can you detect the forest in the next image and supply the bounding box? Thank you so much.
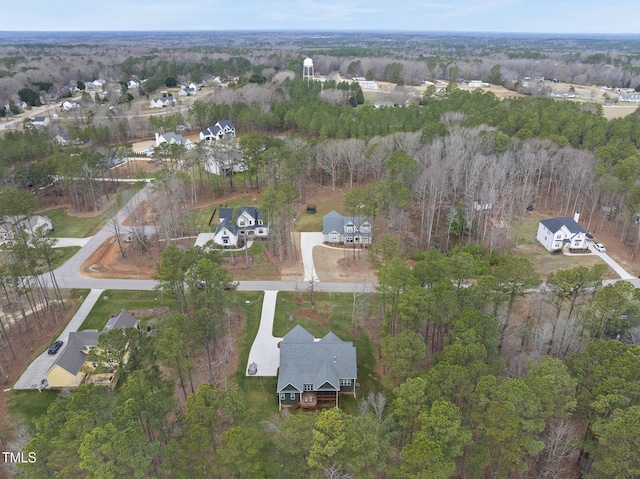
[1,31,640,478]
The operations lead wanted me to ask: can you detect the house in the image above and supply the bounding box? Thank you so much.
[0,215,53,244]
[62,100,81,111]
[322,210,372,246]
[54,131,70,146]
[536,213,587,252]
[30,116,50,128]
[213,206,269,247]
[199,120,236,141]
[127,80,140,89]
[45,331,100,388]
[619,94,640,102]
[155,132,194,150]
[356,80,379,90]
[149,96,176,108]
[203,145,246,176]
[277,325,357,410]
[178,85,197,96]
[45,311,140,389]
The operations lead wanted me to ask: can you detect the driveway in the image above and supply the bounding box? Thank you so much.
[13,289,104,389]
[53,237,93,248]
[300,232,323,282]
[245,291,282,376]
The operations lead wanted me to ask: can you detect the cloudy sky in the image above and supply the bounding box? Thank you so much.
[5,0,640,34]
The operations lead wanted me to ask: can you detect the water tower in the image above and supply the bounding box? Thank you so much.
[303,57,314,81]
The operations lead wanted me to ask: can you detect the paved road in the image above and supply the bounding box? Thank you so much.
[13,289,104,389]
[53,237,93,248]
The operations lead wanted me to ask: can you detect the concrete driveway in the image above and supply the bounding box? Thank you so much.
[245,291,282,376]
[300,232,323,282]
[53,237,93,248]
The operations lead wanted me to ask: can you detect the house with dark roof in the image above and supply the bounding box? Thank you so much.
[322,210,372,246]
[149,96,176,108]
[536,213,587,252]
[213,207,268,247]
[199,120,236,141]
[44,311,140,389]
[277,325,357,410]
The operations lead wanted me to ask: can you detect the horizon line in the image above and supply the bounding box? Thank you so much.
[1,29,639,37]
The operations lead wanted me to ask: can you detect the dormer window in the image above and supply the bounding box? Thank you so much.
[304,384,313,391]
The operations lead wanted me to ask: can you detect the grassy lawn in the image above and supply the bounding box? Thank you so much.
[188,194,256,233]
[508,212,616,280]
[273,291,382,413]
[225,242,280,281]
[43,207,107,238]
[8,390,60,427]
[49,246,80,269]
[79,290,176,331]
[295,195,346,232]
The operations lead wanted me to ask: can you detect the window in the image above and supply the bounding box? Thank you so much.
[345,224,354,233]
[340,379,351,386]
[258,220,263,225]
[556,234,562,240]
[304,384,313,391]
[280,393,286,400]
[290,393,296,400]
[345,237,354,243]
[223,238,229,244]
[239,220,245,226]
[257,229,264,235]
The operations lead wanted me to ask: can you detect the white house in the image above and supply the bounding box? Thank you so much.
[619,94,640,102]
[178,85,197,96]
[0,215,53,244]
[199,120,236,141]
[127,80,140,89]
[30,116,50,128]
[213,207,268,247]
[149,96,176,108]
[62,100,81,111]
[322,210,372,245]
[356,80,378,90]
[536,213,587,252]
[155,132,194,150]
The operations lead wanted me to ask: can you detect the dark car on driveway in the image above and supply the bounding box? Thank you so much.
[586,233,594,240]
[47,340,63,355]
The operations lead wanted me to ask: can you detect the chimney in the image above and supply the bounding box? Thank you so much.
[155,132,160,145]
[573,211,580,223]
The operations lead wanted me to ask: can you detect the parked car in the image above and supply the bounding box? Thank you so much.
[586,233,594,240]
[593,242,606,253]
[47,340,63,355]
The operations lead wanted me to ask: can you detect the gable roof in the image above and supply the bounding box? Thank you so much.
[277,325,356,393]
[322,210,371,235]
[51,330,100,376]
[103,310,139,333]
[540,217,586,235]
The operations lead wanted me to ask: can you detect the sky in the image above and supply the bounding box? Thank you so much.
[4,0,640,34]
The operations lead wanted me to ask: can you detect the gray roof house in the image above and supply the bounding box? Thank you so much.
[277,325,357,410]
[44,310,140,389]
[0,215,53,244]
[322,210,372,246]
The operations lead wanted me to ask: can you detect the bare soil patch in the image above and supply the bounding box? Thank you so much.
[313,246,377,283]
[80,235,194,279]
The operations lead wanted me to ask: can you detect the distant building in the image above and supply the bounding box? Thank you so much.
[212,207,269,247]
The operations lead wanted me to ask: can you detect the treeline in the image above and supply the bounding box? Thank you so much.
[18,245,640,478]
